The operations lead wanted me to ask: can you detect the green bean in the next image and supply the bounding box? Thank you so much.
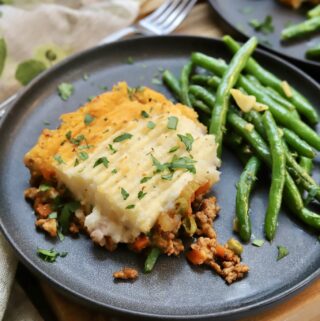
[180,61,193,106]
[144,247,161,273]
[239,76,320,150]
[192,52,320,150]
[189,94,211,115]
[236,156,261,242]
[284,144,320,202]
[227,110,271,164]
[227,109,320,230]
[191,74,220,89]
[281,17,320,41]
[264,87,297,113]
[243,110,266,138]
[209,37,258,157]
[263,111,286,241]
[224,131,252,165]
[283,128,316,158]
[299,157,313,175]
[222,36,319,125]
[162,70,181,99]
[298,157,313,193]
[298,208,320,229]
[308,4,320,18]
[247,75,297,113]
[189,85,216,108]
[306,44,320,60]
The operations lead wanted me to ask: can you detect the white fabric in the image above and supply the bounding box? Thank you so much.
[0,0,141,100]
[0,0,142,319]
[0,235,17,321]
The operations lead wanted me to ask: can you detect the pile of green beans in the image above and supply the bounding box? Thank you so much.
[162,36,320,243]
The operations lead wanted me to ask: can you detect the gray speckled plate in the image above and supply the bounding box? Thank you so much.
[208,0,320,80]
[0,36,319,320]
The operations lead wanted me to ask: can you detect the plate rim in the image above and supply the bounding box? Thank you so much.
[0,35,320,320]
[207,0,320,69]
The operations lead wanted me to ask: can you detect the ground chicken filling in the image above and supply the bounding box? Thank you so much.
[25,180,249,284]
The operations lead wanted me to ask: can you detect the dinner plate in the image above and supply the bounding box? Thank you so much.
[208,0,320,80]
[0,36,319,320]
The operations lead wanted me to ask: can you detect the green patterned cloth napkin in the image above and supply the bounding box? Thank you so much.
[0,0,142,101]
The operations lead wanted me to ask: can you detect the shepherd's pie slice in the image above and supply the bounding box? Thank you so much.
[25,82,220,244]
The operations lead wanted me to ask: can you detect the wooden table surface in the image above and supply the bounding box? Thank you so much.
[40,1,320,320]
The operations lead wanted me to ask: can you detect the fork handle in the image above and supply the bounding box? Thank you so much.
[99,26,138,45]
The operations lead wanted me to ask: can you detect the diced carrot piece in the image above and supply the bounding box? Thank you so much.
[131,235,150,252]
[35,203,52,218]
[195,181,210,198]
[215,244,226,258]
[186,249,206,265]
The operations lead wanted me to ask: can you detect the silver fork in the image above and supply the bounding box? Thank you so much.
[0,0,197,117]
[99,0,197,44]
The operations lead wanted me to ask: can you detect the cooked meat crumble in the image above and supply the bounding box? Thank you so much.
[113,267,138,280]
[25,182,248,284]
[187,197,249,284]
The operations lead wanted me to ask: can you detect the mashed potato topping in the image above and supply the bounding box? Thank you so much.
[25,82,220,244]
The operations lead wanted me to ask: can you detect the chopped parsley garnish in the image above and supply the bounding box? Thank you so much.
[108,144,117,154]
[127,56,134,64]
[140,176,152,183]
[74,158,79,167]
[151,154,167,173]
[169,146,179,153]
[53,154,65,165]
[99,85,108,90]
[65,131,72,140]
[48,212,58,219]
[152,78,162,85]
[65,131,85,146]
[111,168,118,174]
[78,151,89,161]
[87,96,96,102]
[168,156,196,174]
[277,245,289,261]
[59,201,80,233]
[249,15,274,35]
[84,113,95,125]
[37,248,68,263]
[93,156,109,168]
[138,190,147,200]
[57,82,74,101]
[167,116,178,130]
[161,173,173,180]
[177,133,194,152]
[127,86,144,100]
[83,73,89,81]
[78,144,94,150]
[126,204,135,209]
[141,110,149,118]
[147,121,156,129]
[113,133,133,143]
[43,121,51,126]
[121,188,130,200]
[39,183,51,192]
[252,239,264,247]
